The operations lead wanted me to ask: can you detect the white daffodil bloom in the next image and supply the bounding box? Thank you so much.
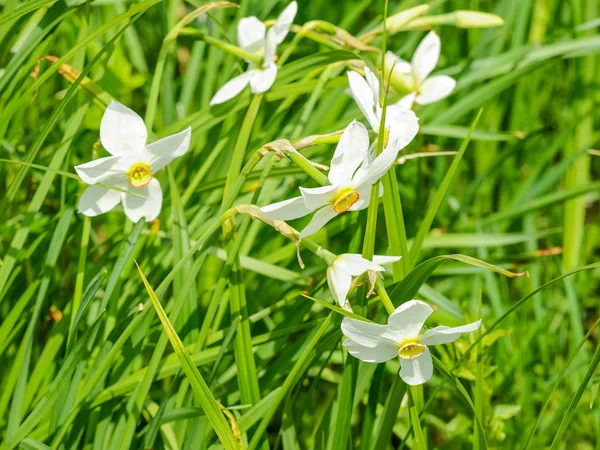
[385,31,456,108]
[75,101,191,223]
[261,120,405,238]
[341,300,481,385]
[327,254,401,310]
[209,1,297,105]
[347,66,419,161]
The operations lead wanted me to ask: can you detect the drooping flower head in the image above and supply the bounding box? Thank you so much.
[261,119,416,238]
[75,101,191,222]
[385,31,456,108]
[347,66,419,160]
[341,300,481,385]
[210,1,298,105]
[327,254,400,310]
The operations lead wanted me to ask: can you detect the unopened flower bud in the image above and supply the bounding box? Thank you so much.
[386,5,430,34]
[454,10,504,28]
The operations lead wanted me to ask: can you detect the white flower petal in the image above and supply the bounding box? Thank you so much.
[237,16,266,52]
[386,51,412,74]
[372,255,402,265]
[364,66,380,106]
[351,134,399,189]
[327,265,352,307]
[146,127,191,173]
[250,63,277,93]
[399,347,433,385]
[411,31,440,85]
[121,178,162,222]
[420,319,482,346]
[395,92,417,109]
[387,300,433,338]
[415,75,456,105]
[78,185,121,217]
[385,105,419,151]
[362,141,377,165]
[334,254,384,276]
[260,196,313,220]
[347,71,379,131]
[100,101,147,156]
[299,206,337,239]
[263,29,278,68]
[344,338,399,363]
[329,120,370,186]
[270,1,297,45]
[299,184,338,210]
[75,156,127,185]
[210,71,253,105]
[341,317,400,360]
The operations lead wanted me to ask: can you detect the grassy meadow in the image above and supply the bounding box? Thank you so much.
[0,0,599,449]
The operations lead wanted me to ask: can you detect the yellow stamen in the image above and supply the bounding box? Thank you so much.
[332,188,360,213]
[128,162,152,188]
[397,337,426,360]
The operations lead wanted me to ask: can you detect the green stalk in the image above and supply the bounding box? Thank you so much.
[282,150,330,186]
[67,204,90,350]
[179,27,262,66]
[408,387,427,450]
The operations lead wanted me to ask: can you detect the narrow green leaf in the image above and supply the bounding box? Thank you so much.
[136,262,241,450]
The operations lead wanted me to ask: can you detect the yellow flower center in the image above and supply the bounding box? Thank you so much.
[331,187,360,214]
[397,337,426,360]
[128,162,152,188]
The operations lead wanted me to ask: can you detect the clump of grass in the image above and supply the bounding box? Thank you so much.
[0,1,599,449]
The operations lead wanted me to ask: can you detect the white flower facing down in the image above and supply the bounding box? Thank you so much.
[75,101,191,223]
[347,66,419,161]
[327,254,400,310]
[341,300,481,385]
[261,120,404,239]
[386,31,456,108]
[210,1,298,105]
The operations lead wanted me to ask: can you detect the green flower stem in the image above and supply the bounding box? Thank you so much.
[408,386,428,450]
[282,149,330,186]
[375,278,395,314]
[178,27,262,66]
[279,25,342,66]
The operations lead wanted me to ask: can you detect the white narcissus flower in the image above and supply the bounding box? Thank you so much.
[75,101,191,223]
[341,300,481,385]
[386,31,456,108]
[347,66,419,161]
[327,254,401,310]
[260,120,408,238]
[210,1,298,105]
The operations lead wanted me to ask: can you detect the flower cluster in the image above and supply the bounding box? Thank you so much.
[73,3,479,386]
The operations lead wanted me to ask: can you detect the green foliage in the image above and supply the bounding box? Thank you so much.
[0,0,599,449]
